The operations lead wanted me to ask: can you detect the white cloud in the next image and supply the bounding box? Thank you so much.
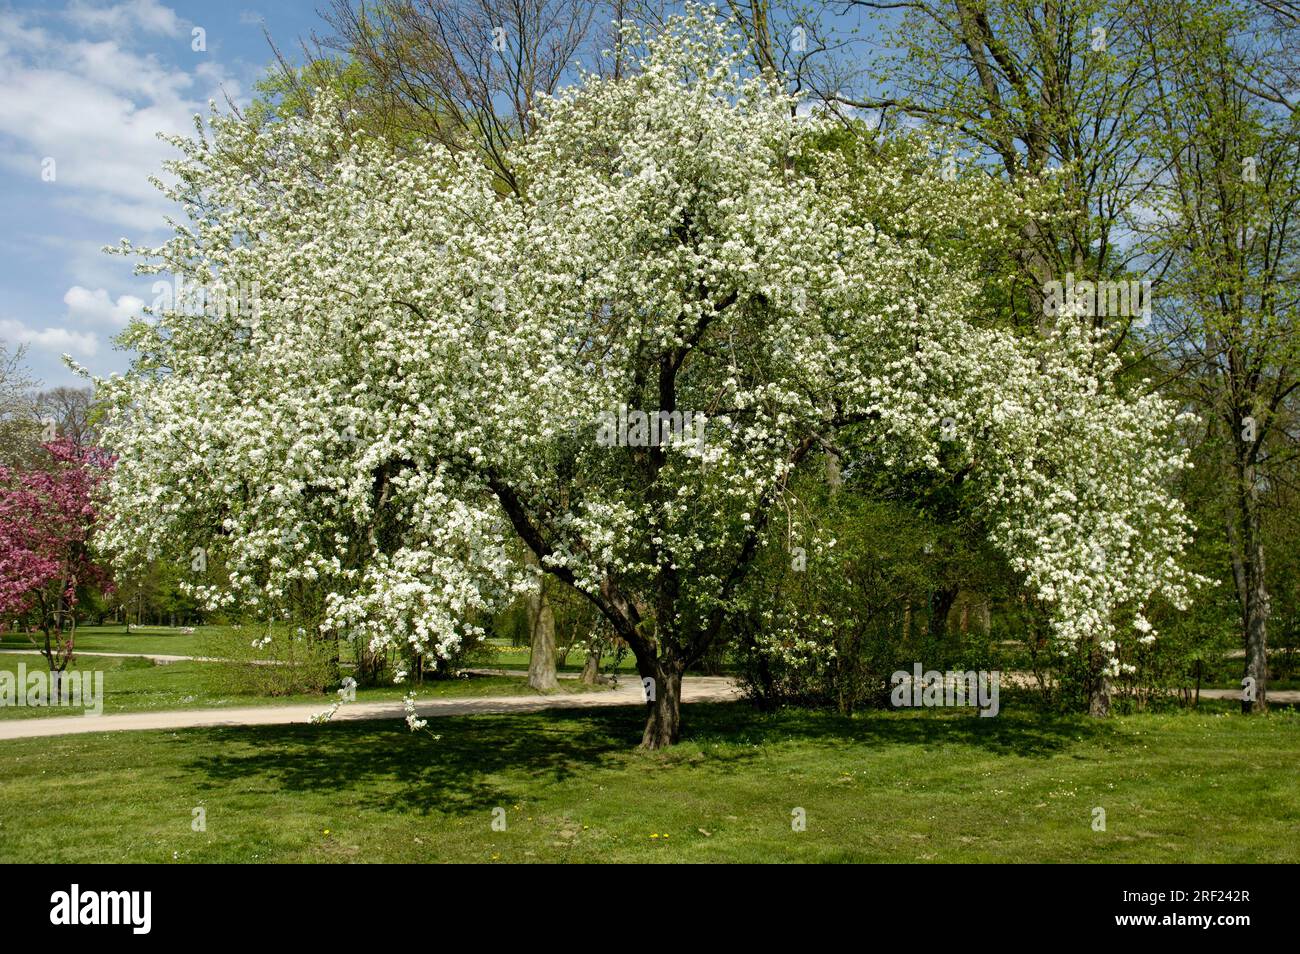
[0,1,259,388]
[0,3,243,233]
[63,0,184,39]
[24,235,144,295]
[0,317,99,357]
[63,285,143,326]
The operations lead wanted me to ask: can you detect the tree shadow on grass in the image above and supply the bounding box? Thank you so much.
[684,697,1124,760]
[186,706,649,814]
[183,696,1124,816]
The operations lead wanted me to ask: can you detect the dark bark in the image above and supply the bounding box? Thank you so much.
[1240,523,1270,714]
[927,585,959,662]
[1229,447,1270,713]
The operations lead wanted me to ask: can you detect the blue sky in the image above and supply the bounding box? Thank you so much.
[0,0,325,389]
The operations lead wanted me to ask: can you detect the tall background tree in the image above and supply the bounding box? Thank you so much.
[1134,0,1300,712]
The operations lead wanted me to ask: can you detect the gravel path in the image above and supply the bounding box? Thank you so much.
[1,650,1292,742]
[0,675,742,741]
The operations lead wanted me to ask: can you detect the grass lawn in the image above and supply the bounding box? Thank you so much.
[1,624,212,657]
[0,627,647,674]
[0,701,1294,862]
[0,653,607,720]
[471,640,643,674]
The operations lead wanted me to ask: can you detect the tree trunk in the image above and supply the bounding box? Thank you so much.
[640,663,682,750]
[524,553,558,691]
[1088,675,1111,717]
[1230,456,1270,714]
[1088,632,1111,717]
[1242,532,1270,713]
[927,585,958,663]
[579,642,602,684]
[825,448,842,494]
[697,643,724,676]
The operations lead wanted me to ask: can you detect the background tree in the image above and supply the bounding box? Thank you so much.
[813,0,1166,329]
[1134,0,1300,712]
[0,439,113,682]
[317,0,605,191]
[34,387,97,451]
[794,0,1300,715]
[0,342,37,469]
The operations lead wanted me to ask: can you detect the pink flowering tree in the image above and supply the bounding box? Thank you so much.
[0,439,113,677]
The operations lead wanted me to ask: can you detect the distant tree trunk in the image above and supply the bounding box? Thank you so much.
[927,585,958,662]
[697,642,725,676]
[1243,609,1269,714]
[38,590,75,678]
[579,642,602,684]
[825,448,842,494]
[1089,677,1111,716]
[524,552,558,691]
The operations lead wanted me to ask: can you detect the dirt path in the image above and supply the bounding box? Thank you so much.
[0,676,742,741]
[1000,670,1300,703]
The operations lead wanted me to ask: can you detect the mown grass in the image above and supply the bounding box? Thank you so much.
[1,624,211,657]
[0,701,1294,863]
[0,626,645,673]
[0,653,606,720]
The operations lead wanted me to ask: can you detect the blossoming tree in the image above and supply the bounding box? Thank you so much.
[98,8,1199,746]
[0,439,113,678]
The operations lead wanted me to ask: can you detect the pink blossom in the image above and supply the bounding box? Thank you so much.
[0,439,114,668]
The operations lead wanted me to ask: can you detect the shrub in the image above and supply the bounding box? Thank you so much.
[198,625,337,697]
